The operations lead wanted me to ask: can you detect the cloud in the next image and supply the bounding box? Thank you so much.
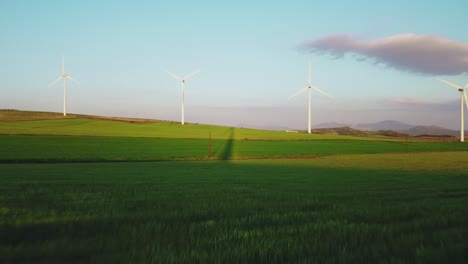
[302,33,468,75]
[383,97,458,111]
[385,97,434,105]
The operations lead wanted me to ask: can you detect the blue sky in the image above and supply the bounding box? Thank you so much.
[1,0,468,129]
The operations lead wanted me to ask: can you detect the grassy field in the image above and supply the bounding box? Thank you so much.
[1,135,468,162]
[1,154,467,263]
[1,110,467,262]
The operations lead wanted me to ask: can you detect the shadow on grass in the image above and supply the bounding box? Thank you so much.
[211,127,236,160]
[220,128,235,160]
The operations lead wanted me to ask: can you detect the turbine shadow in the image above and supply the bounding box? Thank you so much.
[220,128,235,160]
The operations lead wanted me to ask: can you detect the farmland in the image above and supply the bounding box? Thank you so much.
[1,110,468,263]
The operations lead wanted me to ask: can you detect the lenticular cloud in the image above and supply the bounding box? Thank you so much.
[302,33,468,75]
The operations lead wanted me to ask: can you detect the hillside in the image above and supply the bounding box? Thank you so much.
[377,130,409,137]
[0,109,160,123]
[0,110,394,141]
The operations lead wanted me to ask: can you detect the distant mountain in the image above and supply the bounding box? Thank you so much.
[238,124,291,131]
[351,119,463,137]
[377,130,409,137]
[245,121,463,137]
[311,126,369,136]
[258,125,291,131]
[400,126,461,137]
[354,120,414,131]
[312,122,350,129]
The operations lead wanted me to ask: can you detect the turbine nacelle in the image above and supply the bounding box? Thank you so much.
[437,79,468,111]
[162,68,200,82]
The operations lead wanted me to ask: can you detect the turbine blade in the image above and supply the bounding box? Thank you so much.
[48,76,63,87]
[308,63,311,85]
[183,70,201,80]
[162,68,182,80]
[62,56,65,74]
[312,85,333,98]
[66,75,80,84]
[464,90,468,111]
[289,87,308,100]
[437,79,463,89]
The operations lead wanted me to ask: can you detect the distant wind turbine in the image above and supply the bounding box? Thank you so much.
[290,63,332,134]
[162,68,200,125]
[48,56,79,116]
[437,79,468,142]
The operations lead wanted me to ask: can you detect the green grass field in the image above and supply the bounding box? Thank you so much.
[1,135,468,162]
[1,110,467,263]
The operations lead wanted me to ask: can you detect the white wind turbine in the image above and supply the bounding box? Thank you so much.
[290,64,332,134]
[437,79,468,142]
[162,69,200,125]
[48,56,79,116]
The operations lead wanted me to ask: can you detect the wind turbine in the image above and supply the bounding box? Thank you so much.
[162,69,200,125]
[437,79,468,142]
[290,64,332,134]
[48,56,79,116]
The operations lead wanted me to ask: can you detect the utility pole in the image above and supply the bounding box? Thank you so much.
[208,130,212,157]
[405,135,408,153]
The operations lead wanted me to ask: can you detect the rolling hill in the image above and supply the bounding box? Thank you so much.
[0,110,403,141]
[1,109,464,139]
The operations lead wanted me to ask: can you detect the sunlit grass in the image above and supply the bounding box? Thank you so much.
[244,152,468,172]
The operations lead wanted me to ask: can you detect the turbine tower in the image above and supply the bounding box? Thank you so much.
[437,79,468,142]
[290,63,332,134]
[162,69,200,125]
[49,56,79,116]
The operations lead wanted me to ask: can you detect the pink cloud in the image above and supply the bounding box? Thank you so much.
[302,33,468,75]
[385,97,433,105]
[382,97,458,112]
